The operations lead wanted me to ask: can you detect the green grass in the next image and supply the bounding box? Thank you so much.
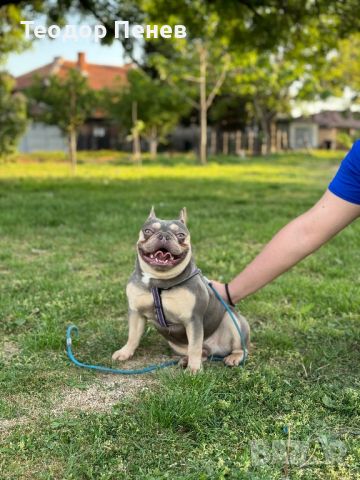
[0,152,359,479]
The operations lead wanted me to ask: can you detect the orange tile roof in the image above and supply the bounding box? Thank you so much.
[15,52,133,91]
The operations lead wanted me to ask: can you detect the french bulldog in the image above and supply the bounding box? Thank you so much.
[112,207,250,373]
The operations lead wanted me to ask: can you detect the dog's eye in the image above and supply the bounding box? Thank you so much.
[176,232,186,240]
[144,229,153,235]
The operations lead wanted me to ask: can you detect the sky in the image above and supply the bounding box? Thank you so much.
[6,38,126,77]
[5,13,138,76]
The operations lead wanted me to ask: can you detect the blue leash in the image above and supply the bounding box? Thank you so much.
[66,325,179,375]
[66,283,247,375]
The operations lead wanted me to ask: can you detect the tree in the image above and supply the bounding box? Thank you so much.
[4,0,360,163]
[322,33,360,106]
[0,73,27,157]
[0,4,28,57]
[0,4,30,157]
[227,20,330,154]
[130,0,360,160]
[26,69,98,172]
[148,13,233,163]
[108,69,188,162]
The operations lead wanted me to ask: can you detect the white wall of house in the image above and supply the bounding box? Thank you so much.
[19,122,67,152]
[289,122,318,149]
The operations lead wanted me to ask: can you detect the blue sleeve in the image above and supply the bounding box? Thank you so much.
[328,140,360,205]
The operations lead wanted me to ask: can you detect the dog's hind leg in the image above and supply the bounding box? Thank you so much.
[223,311,250,366]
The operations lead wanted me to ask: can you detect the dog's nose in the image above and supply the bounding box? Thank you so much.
[157,233,172,241]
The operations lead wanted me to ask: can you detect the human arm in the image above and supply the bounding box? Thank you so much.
[212,189,360,303]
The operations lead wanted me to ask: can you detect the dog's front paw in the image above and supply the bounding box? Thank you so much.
[180,349,208,369]
[186,361,203,374]
[112,346,134,362]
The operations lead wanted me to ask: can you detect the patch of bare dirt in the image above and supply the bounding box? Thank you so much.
[51,374,158,415]
[0,353,179,435]
[0,417,30,431]
[0,340,20,360]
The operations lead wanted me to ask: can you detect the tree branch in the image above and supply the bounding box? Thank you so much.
[237,0,263,18]
[164,76,199,109]
[206,63,229,109]
[77,0,142,67]
[183,75,201,83]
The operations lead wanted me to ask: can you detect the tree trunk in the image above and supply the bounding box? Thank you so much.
[248,130,254,155]
[68,129,77,174]
[149,125,158,159]
[282,130,289,150]
[253,99,274,156]
[235,130,242,155]
[132,101,141,164]
[199,45,207,165]
[271,122,277,153]
[260,117,272,155]
[276,129,282,151]
[223,131,229,155]
[210,129,217,155]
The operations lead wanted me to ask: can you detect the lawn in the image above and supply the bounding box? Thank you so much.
[0,152,359,479]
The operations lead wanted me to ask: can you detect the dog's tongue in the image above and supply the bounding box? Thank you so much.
[155,250,172,260]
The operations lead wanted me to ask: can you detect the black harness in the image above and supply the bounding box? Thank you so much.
[150,268,201,328]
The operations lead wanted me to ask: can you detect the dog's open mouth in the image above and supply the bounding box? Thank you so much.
[139,247,186,267]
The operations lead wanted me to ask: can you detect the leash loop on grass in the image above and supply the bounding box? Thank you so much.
[66,283,247,375]
[66,325,179,375]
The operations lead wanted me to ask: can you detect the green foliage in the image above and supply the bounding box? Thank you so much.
[108,69,189,144]
[224,22,331,151]
[323,33,360,105]
[148,5,233,108]
[143,0,360,51]
[336,131,360,149]
[0,73,27,157]
[26,69,99,169]
[0,4,31,59]
[26,69,97,136]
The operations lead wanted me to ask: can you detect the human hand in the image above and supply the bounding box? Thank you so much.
[209,280,228,302]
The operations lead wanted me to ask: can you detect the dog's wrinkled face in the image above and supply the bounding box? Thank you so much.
[137,207,191,272]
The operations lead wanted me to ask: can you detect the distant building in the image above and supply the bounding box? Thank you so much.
[281,110,360,150]
[15,52,133,152]
[170,110,360,156]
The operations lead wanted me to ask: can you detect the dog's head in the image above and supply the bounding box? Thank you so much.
[137,207,192,278]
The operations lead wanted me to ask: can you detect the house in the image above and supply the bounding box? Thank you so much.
[282,110,360,150]
[15,52,133,152]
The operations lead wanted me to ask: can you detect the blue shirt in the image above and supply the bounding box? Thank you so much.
[328,140,360,205]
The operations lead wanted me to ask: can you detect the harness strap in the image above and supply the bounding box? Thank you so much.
[151,267,201,328]
[160,268,201,290]
[151,287,169,327]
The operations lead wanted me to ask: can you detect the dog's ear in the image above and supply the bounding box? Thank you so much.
[178,207,187,224]
[147,206,156,220]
